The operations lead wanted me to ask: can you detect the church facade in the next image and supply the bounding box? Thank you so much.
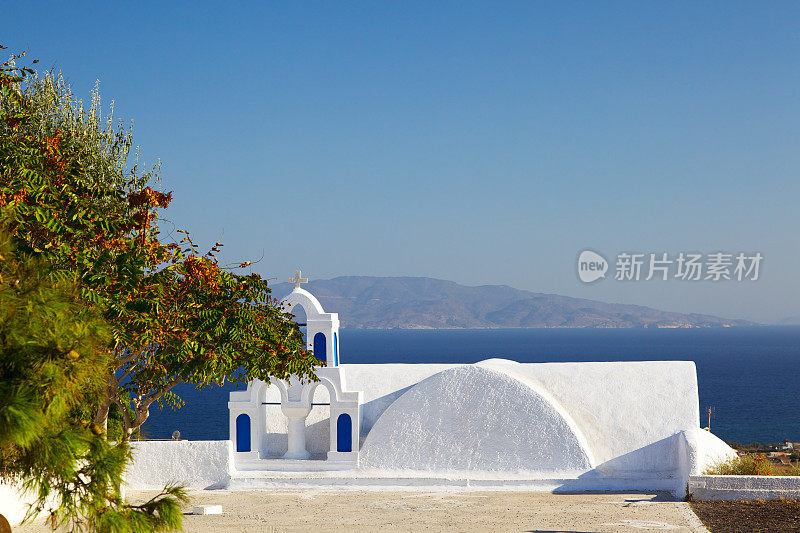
[220,271,736,495]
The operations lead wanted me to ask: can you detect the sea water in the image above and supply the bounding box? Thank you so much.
[142,326,800,445]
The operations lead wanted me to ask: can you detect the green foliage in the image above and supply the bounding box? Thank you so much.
[0,48,187,531]
[1,43,319,529]
[1,44,320,529]
[111,230,317,436]
[704,455,773,476]
[2,62,157,193]
[0,226,108,455]
[91,485,188,533]
[1,48,319,443]
[0,225,188,530]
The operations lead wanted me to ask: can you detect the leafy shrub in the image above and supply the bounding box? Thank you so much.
[704,455,800,476]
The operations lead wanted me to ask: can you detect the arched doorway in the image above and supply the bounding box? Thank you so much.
[236,413,251,452]
[313,332,327,363]
[337,413,352,452]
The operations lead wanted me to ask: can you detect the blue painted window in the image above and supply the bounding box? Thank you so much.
[333,332,338,366]
[313,332,327,363]
[236,414,251,452]
[337,413,352,452]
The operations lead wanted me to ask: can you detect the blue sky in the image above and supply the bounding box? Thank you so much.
[5,2,799,323]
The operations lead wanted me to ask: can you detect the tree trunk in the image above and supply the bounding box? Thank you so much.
[93,397,111,432]
[93,376,117,434]
[123,402,152,442]
[122,381,180,441]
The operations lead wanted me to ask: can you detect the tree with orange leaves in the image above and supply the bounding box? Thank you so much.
[0,49,319,439]
[1,48,187,532]
[1,47,319,529]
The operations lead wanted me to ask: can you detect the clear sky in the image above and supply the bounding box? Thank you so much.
[5,2,799,323]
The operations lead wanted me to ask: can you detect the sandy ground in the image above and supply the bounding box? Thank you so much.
[16,490,709,532]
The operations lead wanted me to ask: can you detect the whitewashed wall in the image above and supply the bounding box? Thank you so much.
[126,440,232,490]
[127,360,733,495]
[257,360,702,473]
[0,481,33,526]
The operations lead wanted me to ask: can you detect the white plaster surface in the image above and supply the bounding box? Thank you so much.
[255,364,456,457]
[689,474,800,501]
[0,480,58,526]
[680,427,738,477]
[360,365,593,474]
[342,364,455,442]
[234,361,707,483]
[477,359,700,472]
[126,440,232,490]
[305,385,331,455]
[0,481,33,526]
[340,360,700,466]
[128,360,726,494]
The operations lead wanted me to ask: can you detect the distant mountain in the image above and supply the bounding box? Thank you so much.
[270,276,757,329]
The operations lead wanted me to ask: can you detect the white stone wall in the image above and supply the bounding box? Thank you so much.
[689,475,800,501]
[126,440,232,490]
[479,359,700,474]
[258,364,454,456]
[679,427,738,477]
[254,360,705,479]
[0,481,35,526]
[137,358,741,495]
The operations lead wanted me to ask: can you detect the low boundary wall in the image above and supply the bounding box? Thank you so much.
[126,440,233,490]
[689,475,800,501]
[123,432,736,497]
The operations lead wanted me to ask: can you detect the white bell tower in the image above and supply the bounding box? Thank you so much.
[280,270,340,366]
[229,270,360,465]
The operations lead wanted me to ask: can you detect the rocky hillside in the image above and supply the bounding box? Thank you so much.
[270,276,756,329]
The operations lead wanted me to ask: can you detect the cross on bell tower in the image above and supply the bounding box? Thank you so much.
[289,269,308,289]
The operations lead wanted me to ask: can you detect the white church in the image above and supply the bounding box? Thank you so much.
[123,270,735,497]
[217,271,735,495]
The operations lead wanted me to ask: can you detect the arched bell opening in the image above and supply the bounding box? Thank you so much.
[288,304,308,346]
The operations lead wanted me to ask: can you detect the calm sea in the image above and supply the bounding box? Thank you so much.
[142,326,800,445]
